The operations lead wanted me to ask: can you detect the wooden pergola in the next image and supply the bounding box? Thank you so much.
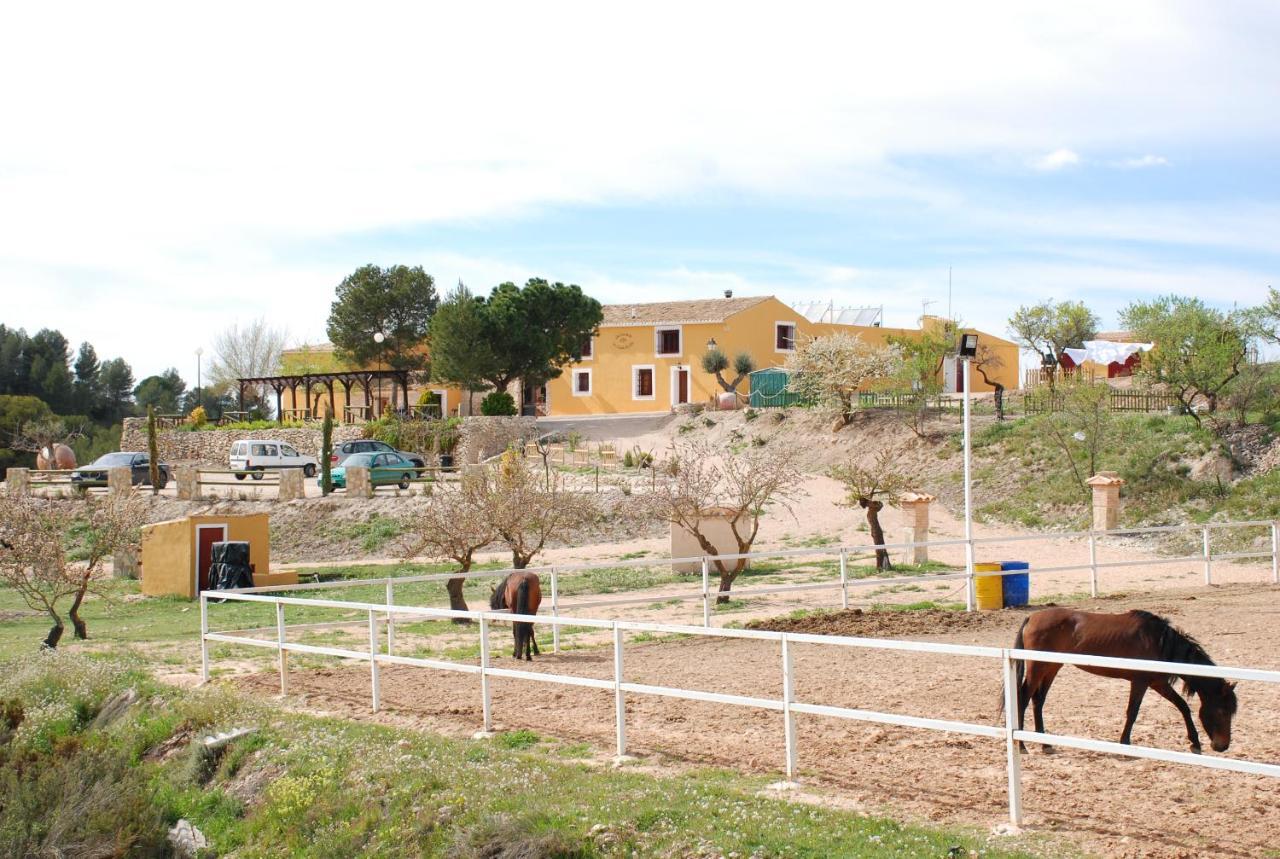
[237,369,413,423]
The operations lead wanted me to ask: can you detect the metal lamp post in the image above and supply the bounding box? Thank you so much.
[958,333,979,611]
[195,347,203,411]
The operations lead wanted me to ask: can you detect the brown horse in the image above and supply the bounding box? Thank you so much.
[490,572,542,661]
[1014,608,1237,754]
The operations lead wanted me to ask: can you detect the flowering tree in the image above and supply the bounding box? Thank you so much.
[785,334,901,427]
[401,474,497,618]
[645,439,800,600]
[0,494,146,648]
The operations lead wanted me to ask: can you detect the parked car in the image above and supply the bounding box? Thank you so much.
[330,439,426,469]
[329,452,418,490]
[71,452,169,488]
[229,439,319,479]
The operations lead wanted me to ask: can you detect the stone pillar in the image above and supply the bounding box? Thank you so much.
[898,492,935,565]
[1086,471,1125,532]
[6,467,30,496]
[107,467,132,498]
[113,546,140,579]
[345,466,373,499]
[175,465,198,500]
[278,468,305,501]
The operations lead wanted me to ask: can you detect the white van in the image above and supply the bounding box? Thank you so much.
[229,439,319,479]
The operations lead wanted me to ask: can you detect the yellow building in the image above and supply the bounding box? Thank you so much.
[542,295,1019,417]
[140,513,297,599]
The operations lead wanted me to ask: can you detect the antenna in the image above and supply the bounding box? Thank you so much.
[921,299,937,325]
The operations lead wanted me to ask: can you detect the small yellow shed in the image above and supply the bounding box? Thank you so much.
[140,513,296,598]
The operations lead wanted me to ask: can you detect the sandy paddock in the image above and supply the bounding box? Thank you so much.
[238,582,1280,857]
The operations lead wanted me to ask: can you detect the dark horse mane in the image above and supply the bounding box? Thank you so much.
[1130,610,1237,712]
[489,575,509,610]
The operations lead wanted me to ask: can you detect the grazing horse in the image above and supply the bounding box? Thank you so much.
[1014,608,1237,754]
[490,571,542,661]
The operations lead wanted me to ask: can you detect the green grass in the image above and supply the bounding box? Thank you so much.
[0,654,1037,859]
[335,513,408,553]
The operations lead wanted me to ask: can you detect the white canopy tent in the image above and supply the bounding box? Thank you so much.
[1062,340,1154,367]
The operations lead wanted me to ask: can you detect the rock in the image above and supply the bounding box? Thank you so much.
[91,688,138,729]
[167,819,209,858]
[203,726,256,751]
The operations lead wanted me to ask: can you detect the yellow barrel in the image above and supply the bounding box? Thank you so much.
[974,563,1004,610]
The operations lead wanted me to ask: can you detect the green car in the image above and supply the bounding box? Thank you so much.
[329,452,418,489]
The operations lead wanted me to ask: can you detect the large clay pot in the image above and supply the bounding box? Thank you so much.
[36,443,77,470]
[716,392,739,411]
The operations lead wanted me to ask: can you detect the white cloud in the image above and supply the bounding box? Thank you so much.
[1031,149,1082,171]
[1115,154,1171,168]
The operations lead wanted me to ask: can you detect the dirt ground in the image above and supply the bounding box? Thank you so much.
[238,583,1280,858]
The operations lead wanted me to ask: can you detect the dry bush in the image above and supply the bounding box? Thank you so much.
[401,472,498,615]
[830,449,916,571]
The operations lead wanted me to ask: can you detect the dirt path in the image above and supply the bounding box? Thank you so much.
[238,583,1280,858]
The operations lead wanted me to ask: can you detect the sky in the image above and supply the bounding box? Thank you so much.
[3,1,1279,381]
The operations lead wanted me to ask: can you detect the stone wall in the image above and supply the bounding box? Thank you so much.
[120,415,539,466]
[456,416,539,463]
[119,418,364,465]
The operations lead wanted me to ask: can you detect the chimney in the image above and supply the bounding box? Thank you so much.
[724,289,733,299]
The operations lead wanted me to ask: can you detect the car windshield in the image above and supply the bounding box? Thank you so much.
[93,453,137,467]
[343,453,377,467]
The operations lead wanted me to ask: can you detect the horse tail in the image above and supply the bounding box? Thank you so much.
[1000,617,1031,716]
[515,576,531,655]
[490,574,509,611]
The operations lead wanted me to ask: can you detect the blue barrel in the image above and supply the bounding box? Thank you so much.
[1001,561,1030,607]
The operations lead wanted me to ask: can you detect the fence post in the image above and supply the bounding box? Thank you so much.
[781,635,798,783]
[479,616,493,732]
[276,602,288,696]
[1088,532,1099,598]
[964,538,976,612]
[701,557,711,627]
[1202,527,1212,586]
[838,548,849,610]
[368,610,380,713]
[1002,651,1023,826]
[1272,522,1279,586]
[199,593,210,684]
[385,580,395,656]
[613,623,627,759]
[595,465,600,493]
[550,568,560,654]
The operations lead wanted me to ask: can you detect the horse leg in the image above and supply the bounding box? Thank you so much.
[1119,679,1149,745]
[1152,678,1201,752]
[530,626,539,657]
[1016,672,1033,753]
[512,623,520,659]
[1029,663,1060,754]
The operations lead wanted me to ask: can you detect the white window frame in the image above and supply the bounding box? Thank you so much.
[572,368,593,397]
[632,364,656,401]
[654,325,683,357]
[669,365,691,408]
[774,320,798,354]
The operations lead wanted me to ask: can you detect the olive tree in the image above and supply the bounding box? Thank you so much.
[701,348,756,395]
[645,439,800,601]
[1008,300,1100,387]
[0,494,146,648]
[829,450,913,571]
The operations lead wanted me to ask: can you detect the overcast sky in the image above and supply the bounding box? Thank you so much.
[4,2,1279,381]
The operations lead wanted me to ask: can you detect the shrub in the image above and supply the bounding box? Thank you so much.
[480,390,517,416]
[187,406,208,427]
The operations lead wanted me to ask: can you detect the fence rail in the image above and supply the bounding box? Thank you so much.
[201,576,1280,827]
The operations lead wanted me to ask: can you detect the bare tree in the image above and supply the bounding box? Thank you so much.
[0,494,146,648]
[208,318,288,407]
[1037,381,1114,499]
[646,439,800,601]
[11,418,82,469]
[785,333,902,428]
[400,474,497,619]
[482,451,599,570]
[973,343,1007,420]
[829,450,913,571]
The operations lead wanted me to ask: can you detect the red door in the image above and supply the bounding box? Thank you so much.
[677,369,689,404]
[196,525,228,592]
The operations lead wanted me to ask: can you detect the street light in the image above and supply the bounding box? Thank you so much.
[373,331,386,417]
[706,337,717,350]
[195,347,203,411]
[957,332,977,611]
